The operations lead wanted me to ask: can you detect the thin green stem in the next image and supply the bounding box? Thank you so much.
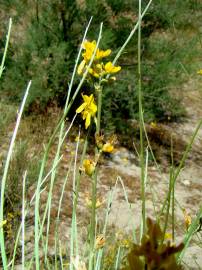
[89,85,102,270]
[0,81,31,270]
[0,18,12,78]
[170,137,175,242]
[162,168,173,244]
[138,0,146,238]
[159,119,202,218]
[112,0,153,66]
[69,129,90,270]
[22,171,27,270]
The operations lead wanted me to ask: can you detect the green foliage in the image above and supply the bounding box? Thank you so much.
[0,102,16,137]
[0,0,201,132]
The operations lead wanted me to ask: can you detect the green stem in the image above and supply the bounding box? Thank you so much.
[138,0,146,238]
[0,81,31,270]
[96,86,102,133]
[162,167,173,244]
[172,181,175,241]
[0,18,12,270]
[170,137,175,242]
[89,85,102,270]
[0,18,12,78]
[112,0,153,66]
[70,129,90,270]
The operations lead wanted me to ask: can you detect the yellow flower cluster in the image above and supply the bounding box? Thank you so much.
[78,40,121,79]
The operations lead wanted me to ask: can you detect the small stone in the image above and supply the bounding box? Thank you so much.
[183,180,191,186]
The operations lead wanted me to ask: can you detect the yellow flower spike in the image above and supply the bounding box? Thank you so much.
[76,94,97,129]
[82,159,96,176]
[0,220,7,228]
[104,62,121,74]
[102,142,114,153]
[197,69,202,75]
[95,234,106,250]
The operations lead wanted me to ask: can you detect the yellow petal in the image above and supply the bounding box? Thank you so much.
[83,94,92,104]
[103,49,111,57]
[85,113,91,129]
[104,62,121,74]
[102,143,114,153]
[76,102,87,114]
[92,104,97,115]
[111,66,121,73]
[83,40,96,50]
[83,159,95,176]
[104,61,112,72]
[96,49,111,60]
[77,60,86,75]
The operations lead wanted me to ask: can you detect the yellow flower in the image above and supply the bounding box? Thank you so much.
[102,142,114,153]
[82,40,97,62]
[197,69,202,75]
[82,40,111,62]
[76,94,97,129]
[96,48,111,60]
[104,62,121,74]
[82,159,96,176]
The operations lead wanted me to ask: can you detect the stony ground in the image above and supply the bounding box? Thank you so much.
[1,77,202,269]
[26,83,202,268]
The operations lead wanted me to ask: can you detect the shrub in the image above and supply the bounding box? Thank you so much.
[1,0,201,132]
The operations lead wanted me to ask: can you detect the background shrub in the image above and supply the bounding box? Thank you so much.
[0,0,201,132]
